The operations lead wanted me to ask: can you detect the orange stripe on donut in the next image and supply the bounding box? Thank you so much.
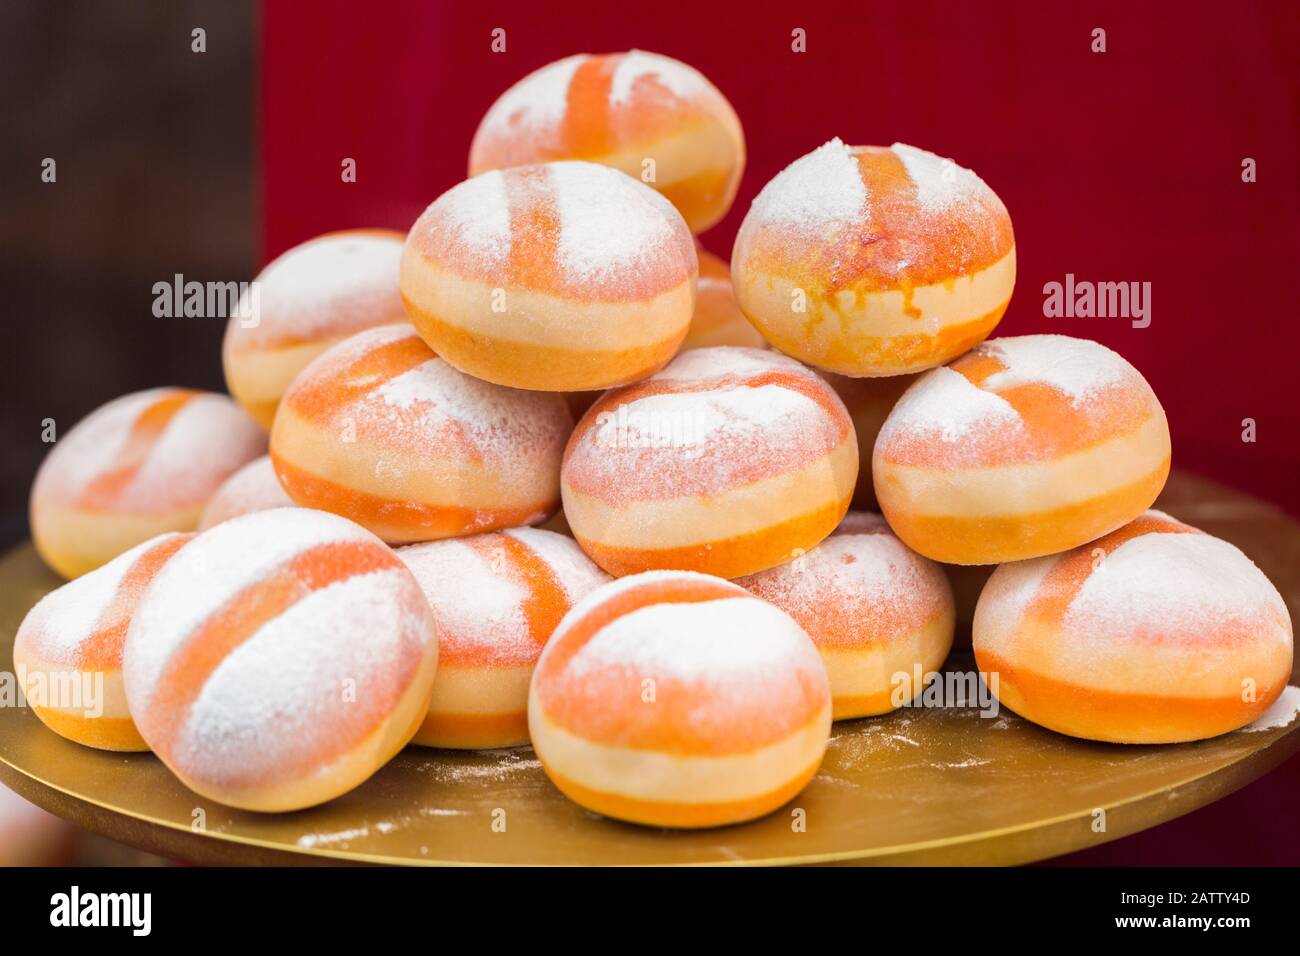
[538,753,822,829]
[272,454,553,542]
[504,165,563,290]
[537,576,743,683]
[142,540,401,754]
[467,533,568,651]
[283,328,430,423]
[78,391,198,509]
[77,533,192,669]
[562,55,617,156]
[1024,512,1200,624]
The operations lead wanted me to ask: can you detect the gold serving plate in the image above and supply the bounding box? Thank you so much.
[2,471,1297,865]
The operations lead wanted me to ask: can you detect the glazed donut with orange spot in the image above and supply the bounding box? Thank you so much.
[824,371,917,509]
[529,570,831,828]
[270,324,571,544]
[681,247,765,350]
[31,388,265,579]
[974,510,1294,743]
[398,528,610,749]
[14,532,191,751]
[123,508,438,811]
[468,50,744,233]
[223,230,409,428]
[198,455,293,530]
[400,161,696,392]
[732,139,1015,376]
[738,512,954,720]
[561,347,858,579]
[873,335,1171,565]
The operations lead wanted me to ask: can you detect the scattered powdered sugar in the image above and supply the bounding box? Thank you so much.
[890,143,989,213]
[125,394,265,511]
[477,54,584,140]
[548,161,681,285]
[608,50,712,106]
[1238,685,1300,732]
[199,455,293,529]
[425,171,512,269]
[878,367,1021,447]
[566,597,822,684]
[297,821,397,849]
[173,567,430,784]
[398,538,532,661]
[980,335,1134,405]
[1063,532,1290,641]
[17,536,166,662]
[124,507,378,709]
[747,137,867,229]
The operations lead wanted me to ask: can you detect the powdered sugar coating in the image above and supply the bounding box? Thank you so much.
[17,533,185,664]
[301,325,572,467]
[568,597,824,685]
[877,367,1021,449]
[607,50,713,106]
[734,140,1013,292]
[565,346,851,502]
[198,456,293,530]
[475,54,584,142]
[124,508,378,710]
[747,137,867,229]
[228,232,406,350]
[171,567,431,787]
[890,143,990,213]
[980,335,1136,404]
[32,389,266,513]
[549,161,684,286]
[411,172,511,271]
[875,335,1159,468]
[1064,532,1289,644]
[407,161,695,299]
[398,528,610,666]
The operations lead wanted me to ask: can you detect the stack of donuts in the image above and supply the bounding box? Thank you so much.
[17,49,1292,832]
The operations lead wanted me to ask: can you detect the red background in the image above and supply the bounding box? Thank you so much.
[260,0,1300,863]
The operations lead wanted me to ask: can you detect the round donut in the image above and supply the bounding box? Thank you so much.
[269,324,572,544]
[738,512,955,719]
[198,455,293,530]
[123,508,438,811]
[681,247,766,350]
[731,139,1015,376]
[14,532,191,751]
[561,346,858,579]
[468,50,744,233]
[973,510,1294,743]
[873,334,1171,565]
[222,230,409,428]
[824,372,917,509]
[400,160,696,391]
[528,570,831,828]
[31,388,265,579]
[398,527,610,749]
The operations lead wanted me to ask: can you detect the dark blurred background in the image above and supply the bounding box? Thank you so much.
[0,0,254,542]
[0,0,1296,866]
